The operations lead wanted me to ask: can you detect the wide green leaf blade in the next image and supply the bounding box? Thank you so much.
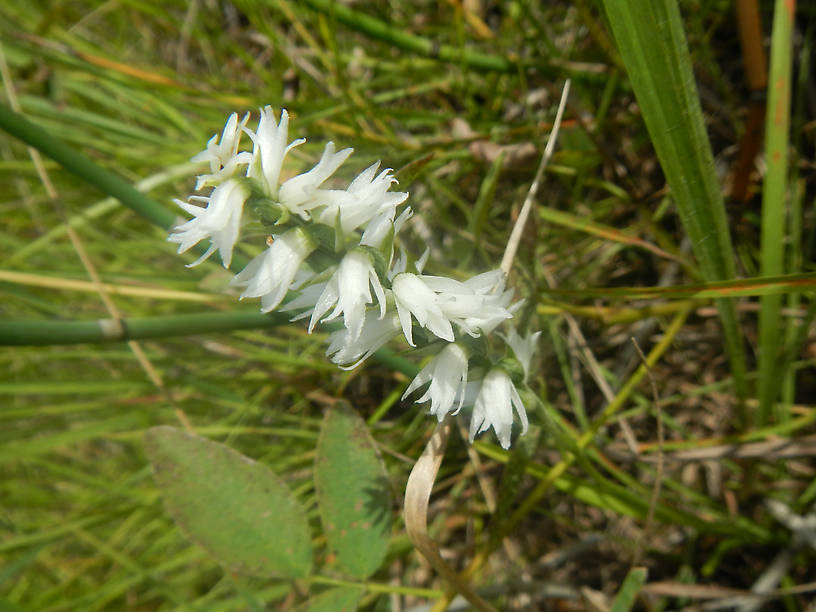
[144,426,313,578]
[314,401,391,579]
[601,0,748,401]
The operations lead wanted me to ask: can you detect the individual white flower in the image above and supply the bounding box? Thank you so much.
[315,162,409,233]
[502,328,542,381]
[308,249,386,341]
[422,270,514,337]
[278,142,353,218]
[230,228,315,313]
[391,273,455,346]
[168,178,250,268]
[468,368,529,450]
[192,112,252,189]
[402,343,469,422]
[246,106,304,198]
[326,311,401,369]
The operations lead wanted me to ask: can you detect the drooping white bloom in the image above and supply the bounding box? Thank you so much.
[402,343,469,422]
[168,178,250,268]
[468,368,529,450]
[230,228,315,313]
[391,273,455,346]
[246,107,304,199]
[308,249,386,341]
[326,311,401,369]
[192,112,252,189]
[503,328,542,381]
[316,162,409,233]
[422,270,514,337]
[278,142,353,218]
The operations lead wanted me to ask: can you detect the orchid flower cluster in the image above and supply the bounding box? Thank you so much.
[169,107,540,449]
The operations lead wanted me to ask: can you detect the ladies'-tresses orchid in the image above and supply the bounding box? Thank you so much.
[169,106,541,448]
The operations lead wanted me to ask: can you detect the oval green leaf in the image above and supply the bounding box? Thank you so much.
[144,426,312,578]
[314,401,391,578]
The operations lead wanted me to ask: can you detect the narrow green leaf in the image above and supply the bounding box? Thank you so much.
[144,426,313,578]
[601,0,748,401]
[610,567,648,612]
[758,0,796,423]
[314,401,391,579]
[543,272,816,300]
[300,0,531,74]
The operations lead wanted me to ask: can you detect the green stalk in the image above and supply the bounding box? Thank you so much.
[0,313,419,377]
[758,0,795,424]
[601,0,748,407]
[0,311,287,345]
[0,103,248,272]
[0,103,175,230]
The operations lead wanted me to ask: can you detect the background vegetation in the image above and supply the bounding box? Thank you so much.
[1,0,815,610]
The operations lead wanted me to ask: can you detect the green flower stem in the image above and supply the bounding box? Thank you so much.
[0,103,249,271]
[0,103,175,230]
[0,311,287,346]
[0,312,419,376]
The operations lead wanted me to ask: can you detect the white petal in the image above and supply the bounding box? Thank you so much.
[279,142,353,215]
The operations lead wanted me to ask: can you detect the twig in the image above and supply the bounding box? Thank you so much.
[501,79,571,275]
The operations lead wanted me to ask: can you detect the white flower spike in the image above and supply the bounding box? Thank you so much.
[170,106,541,448]
[402,343,469,422]
[469,368,529,450]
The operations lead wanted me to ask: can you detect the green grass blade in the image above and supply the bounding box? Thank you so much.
[300,0,530,74]
[601,0,748,402]
[610,567,648,612]
[758,0,796,424]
